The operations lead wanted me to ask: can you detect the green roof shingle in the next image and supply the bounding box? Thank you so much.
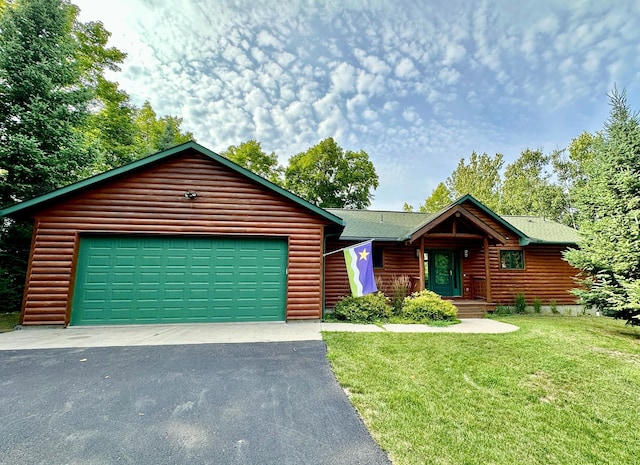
[327,207,579,246]
[325,209,434,241]
[502,216,579,245]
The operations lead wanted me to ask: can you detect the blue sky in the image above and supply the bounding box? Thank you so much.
[74,0,640,210]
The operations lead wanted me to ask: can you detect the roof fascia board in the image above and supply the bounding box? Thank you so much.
[409,204,507,243]
[335,235,405,242]
[455,194,528,239]
[519,238,577,246]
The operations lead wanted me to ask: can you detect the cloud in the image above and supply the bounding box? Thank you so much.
[443,43,466,65]
[438,67,461,85]
[330,62,357,94]
[402,108,420,123]
[73,0,640,211]
[394,57,419,79]
[256,30,282,49]
[356,70,386,96]
[354,49,392,75]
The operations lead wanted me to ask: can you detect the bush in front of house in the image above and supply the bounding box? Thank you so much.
[401,290,458,322]
[514,293,527,314]
[333,292,393,322]
[390,274,412,314]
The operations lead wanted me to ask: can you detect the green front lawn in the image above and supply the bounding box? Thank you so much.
[0,312,20,332]
[324,316,640,465]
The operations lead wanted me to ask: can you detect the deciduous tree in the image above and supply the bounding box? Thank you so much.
[0,0,94,313]
[220,140,283,184]
[551,131,600,227]
[419,182,452,213]
[284,137,378,208]
[445,152,503,211]
[500,149,565,220]
[132,101,193,158]
[0,0,93,206]
[0,1,196,314]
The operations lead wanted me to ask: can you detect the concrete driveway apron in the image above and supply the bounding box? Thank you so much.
[0,341,391,465]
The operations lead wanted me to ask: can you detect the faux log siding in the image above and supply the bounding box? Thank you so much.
[489,245,578,304]
[324,241,420,309]
[460,246,485,299]
[21,151,333,325]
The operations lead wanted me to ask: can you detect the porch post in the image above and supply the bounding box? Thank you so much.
[484,237,492,302]
[419,237,425,291]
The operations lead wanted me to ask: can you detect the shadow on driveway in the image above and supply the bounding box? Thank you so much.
[0,341,390,465]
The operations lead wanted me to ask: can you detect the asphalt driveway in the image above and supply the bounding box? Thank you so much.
[0,341,390,465]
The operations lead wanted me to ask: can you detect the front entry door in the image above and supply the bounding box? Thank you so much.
[427,250,460,296]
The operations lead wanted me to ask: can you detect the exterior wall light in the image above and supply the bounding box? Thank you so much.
[184,191,197,199]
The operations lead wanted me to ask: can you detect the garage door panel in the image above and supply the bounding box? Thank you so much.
[71,236,287,325]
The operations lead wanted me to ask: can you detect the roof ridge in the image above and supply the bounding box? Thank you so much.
[326,208,431,214]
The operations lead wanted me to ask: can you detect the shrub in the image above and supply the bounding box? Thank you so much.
[549,300,559,314]
[493,304,513,316]
[333,292,393,322]
[533,297,542,314]
[514,293,527,314]
[401,290,458,322]
[390,274,411,314]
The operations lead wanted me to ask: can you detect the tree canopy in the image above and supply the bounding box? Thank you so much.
[565,89,640,325]
[220,140,283,184]
[284,137,378,209]
[445,152,503,211]
[412,147,580,222]
[419,182,452,213]
[0,0,193,313]
[500,148,565,218]
[0,0,93,206]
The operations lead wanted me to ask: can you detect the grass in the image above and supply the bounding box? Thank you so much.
[324,315,640,465]
[385,316,460,327]
[0,312,20,332]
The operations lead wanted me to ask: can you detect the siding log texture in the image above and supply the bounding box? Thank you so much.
[489,245,578,305]
[21,151,334,325]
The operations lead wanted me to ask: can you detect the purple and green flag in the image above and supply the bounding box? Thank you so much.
[343,241,377,297]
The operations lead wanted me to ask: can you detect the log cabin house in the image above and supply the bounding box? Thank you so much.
[325,196,580,317]
[1,142,580,325]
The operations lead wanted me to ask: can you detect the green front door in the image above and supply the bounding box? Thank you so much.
[71,236,288,325]
[426,250,461,297]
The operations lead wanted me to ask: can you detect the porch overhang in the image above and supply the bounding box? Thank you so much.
[406,205,508,244]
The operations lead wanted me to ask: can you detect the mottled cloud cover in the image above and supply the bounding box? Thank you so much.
[75,0,640,209]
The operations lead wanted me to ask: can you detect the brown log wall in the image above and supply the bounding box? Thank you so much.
[489,245,578,305]
[21,151,333,325]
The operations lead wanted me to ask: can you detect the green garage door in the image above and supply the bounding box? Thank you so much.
[71,236,288,325]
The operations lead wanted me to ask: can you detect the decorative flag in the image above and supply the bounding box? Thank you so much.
[343,241,377,297]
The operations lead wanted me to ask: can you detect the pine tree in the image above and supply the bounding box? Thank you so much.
[565,88,640,325]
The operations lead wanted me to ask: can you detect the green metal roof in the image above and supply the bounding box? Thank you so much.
[326,209,434,241]
[502,216,579,245]
[0,141,346,228]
